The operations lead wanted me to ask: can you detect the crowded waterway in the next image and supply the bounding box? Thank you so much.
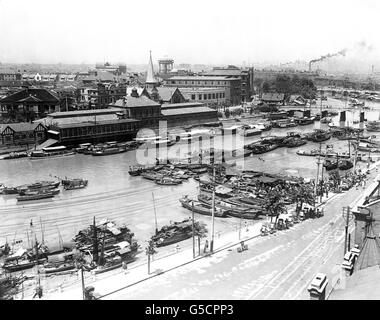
[1,96,380,251]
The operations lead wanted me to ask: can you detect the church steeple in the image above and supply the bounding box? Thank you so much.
[145,50,158,88]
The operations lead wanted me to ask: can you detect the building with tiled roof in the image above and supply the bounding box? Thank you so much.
[0,88,60,121]
[110,88,161,127]
[0,122,46,146]
[261,93,285,105]
[147,87,186,104]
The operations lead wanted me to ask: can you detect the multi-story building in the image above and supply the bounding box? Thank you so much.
[164,76,241,105]
[79,83,127,109]
[110,88,161,127]
[0,88,60,121]
[202,65,254,103]
[95,62,127,75]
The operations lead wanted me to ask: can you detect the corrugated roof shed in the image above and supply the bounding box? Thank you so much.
[162,106,216,116]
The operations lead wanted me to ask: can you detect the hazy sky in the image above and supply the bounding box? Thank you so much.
[0,0,380,66]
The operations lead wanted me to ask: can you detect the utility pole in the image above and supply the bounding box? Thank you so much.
[344,206,350,255]
[192,202,195,259]
[238,215,242,240]
[210,165,216,253]
[314,142,322,210]
[353,131,360,172]
[81,266,86,300]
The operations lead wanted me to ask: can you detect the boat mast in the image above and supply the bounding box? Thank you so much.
[92,217,98,264]
[56,225,63,250]
[152,192,158,235]
[353,131,359,172]
[39,217,44,245]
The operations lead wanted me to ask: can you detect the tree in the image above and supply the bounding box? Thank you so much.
[290,184,314,215]
[145,240,157,275]
[264,192,286,225]
[262,81,272,93]
[194,221,208,256]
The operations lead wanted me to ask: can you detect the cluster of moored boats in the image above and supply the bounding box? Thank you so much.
[179,168,307,220]
[1,216,207,275]
[0,177,88,202]
[129,163,209,185]
[75,141,142,156]
[0,218,137,274]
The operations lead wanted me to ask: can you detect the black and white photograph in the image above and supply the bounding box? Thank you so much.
[1,0,380,304]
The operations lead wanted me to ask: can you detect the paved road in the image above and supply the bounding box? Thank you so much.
[99,173,376,300]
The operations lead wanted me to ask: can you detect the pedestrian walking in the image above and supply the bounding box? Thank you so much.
[122,261,128,274]
[175,244,180,252]
[203,240,209,253]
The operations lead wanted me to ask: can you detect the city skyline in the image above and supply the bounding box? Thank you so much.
[0,0,380,69]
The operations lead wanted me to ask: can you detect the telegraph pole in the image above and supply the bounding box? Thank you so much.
[152,192,158,235]
[343,206,350,255]
[192,201,195,259]
[314,142,322,210]
[353,131,360,172]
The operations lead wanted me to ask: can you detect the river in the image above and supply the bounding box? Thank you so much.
[1,96,380,249]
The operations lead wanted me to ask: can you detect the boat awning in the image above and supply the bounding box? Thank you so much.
[116,241,130,249]
[48,130,60,135]
[42,146,66,151]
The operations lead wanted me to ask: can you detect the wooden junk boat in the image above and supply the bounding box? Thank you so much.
[179,196,228,217]
[29,146,75,159]
[151,218,194,247]
[306,130,331,143]
[323,159,338,171]
[2,152,28,160]
[338,160,353,171]
[62,178,88,190]
[17,190,57,202]
[72,218,139,273]
[155,177,182,185]
[197,194,260,219]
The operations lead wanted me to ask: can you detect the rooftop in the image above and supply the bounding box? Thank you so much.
[329,265,380,300]
[167,76,240,81]
[56,118,140,129]
[0,88,59,103]
[0,122,44,133]
[162,106,216,116]
[48,108,122,118]
[161,102,204,109]
[111,95,160,108]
